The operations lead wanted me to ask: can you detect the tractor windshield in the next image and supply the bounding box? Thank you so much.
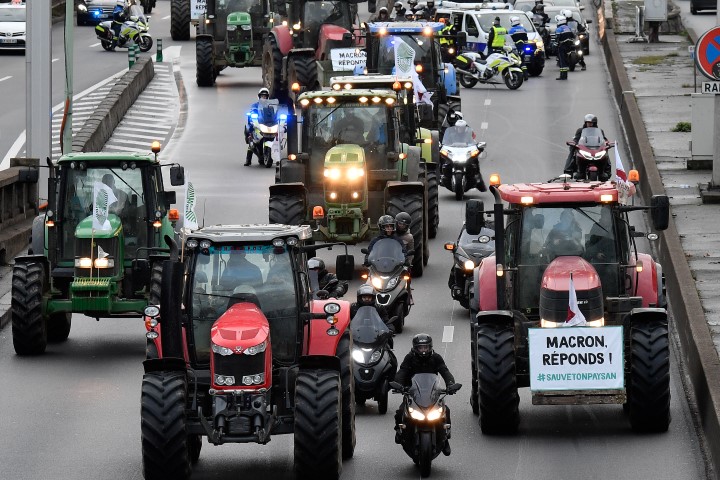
[376,34,441,84]
[216,0,264,32]
[303,103,393,184]
[189,244,298,364]
[302,1,352,46]
[59,166,153,260]
[514,205,623,310]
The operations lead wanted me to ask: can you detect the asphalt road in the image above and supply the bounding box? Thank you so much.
[0,1,710,479]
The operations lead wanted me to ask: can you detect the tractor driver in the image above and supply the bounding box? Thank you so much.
[334,112,366,145]
[219,250,264,292]
[543,209,584,259]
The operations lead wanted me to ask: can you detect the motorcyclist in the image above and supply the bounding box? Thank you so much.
[308,257,348,298]
[393,1,407,20]
[394,334,460,456]
[111,0,129,46]
[394,212,415,267]
[531,0,545,14]
[407,0,419,14]
[486,16,508,56]
[508,16,529,80]
[245,87,271,166]
[375,6,391,22]
[425,0,436,18]
[564,114,608,176]
[563,9,587,71]
[532,3,550,25]
[350,284,392,328]
[366,215,406,264]
[554,14,574,80]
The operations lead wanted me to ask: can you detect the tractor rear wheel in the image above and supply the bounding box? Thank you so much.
[196,37,215,87]
[294,369,342,479]
[262,37,284,99]
[427,168,439,239]
[141,371,191,480]
[269,193,305,225]
[387,191,424,278]
[11,261,47,355]
[336,331,356,459]
[287,55,319,92]
[170,0,190,41]
[627,319,670,432]
[476,322,519,434]
[47,313,71,343]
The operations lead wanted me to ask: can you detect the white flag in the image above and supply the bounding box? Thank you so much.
[564,275,587,327]
[183,179,198,231]
[393,36,416,77]
[97,245,109,259]
[614,141,636,204]
[92,182,118,231]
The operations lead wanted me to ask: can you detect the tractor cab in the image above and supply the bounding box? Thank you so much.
[277,0,355,56]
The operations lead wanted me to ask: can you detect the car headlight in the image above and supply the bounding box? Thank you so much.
[386,276,400,290]
[78,4,88,11]
[245,340,267,355]
[259,124,278,134]
[426,407,443,421]
[409,408,426,421]
[440,149,450,157]
[352,348,366,363]
[211,343,234,356]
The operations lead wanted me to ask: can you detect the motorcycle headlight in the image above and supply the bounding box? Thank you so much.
[574,39,580,46]
[580,150,593,160]
[386,276,400,290]
[426,407,443,421]
[409,408,426,421]
[369,349,382,363]
[371,276,384,290]
[594,151,606,159]
[463,259,475,271]
[453,155,468,164]
[211,343,234,356]
[259,124,278,134]
[352,348,366,363]
[245,340,267,355]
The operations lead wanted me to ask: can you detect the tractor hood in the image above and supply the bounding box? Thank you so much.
[319,23,352,43]
[211,303,270,352]
[539,257,604,324]
[75,214,122,239]
[325,144,366,168]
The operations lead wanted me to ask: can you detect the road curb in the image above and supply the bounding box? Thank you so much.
[602,26,720,476]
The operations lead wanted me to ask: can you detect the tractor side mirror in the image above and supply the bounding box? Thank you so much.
[335,254,355,281]
[650,194,669,231]
[389,381,403,391]
[297,152,310,162]
[465,199,485,235]
[170,165,185,186]
[273,0,286,16]
[360,248,369,254]
[456,31,467,48]
[165,191,177,205]
[18,168,39,183]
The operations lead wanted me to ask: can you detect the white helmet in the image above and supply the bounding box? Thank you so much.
[555,14,567,25]
[561,9,573,20]
[455,119,467,128]
[116,0,125,6]
[510,16,521,26]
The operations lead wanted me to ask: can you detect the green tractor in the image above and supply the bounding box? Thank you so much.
[195,0,275,86]
[269,89,432,276]
[11,147,185,355]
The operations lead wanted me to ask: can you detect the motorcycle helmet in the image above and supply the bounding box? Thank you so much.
[412,333,433,358]
[379,6,389,14]
[535,4,545,12]
[378,215,396,236]
[561,9,573,20]
[395,212,412,234]
[258,87,270,99]
[510,16,521,27]
[357,284,375,307]
[555,14,567,26]
[408,0,417,5]
[534,0,543,5]
[427,0,435,6]
[455,119,468,128]
[395,1,403,7]
[117,0,125,5]
[307,257,327,276]
[584,113,598,127]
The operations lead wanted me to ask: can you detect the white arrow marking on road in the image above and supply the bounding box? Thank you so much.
[484,99,491,106]
[480,122,488,130]
[0,76,11,82]
[442,325,454,343]
[90,42,100,47]
[162,15,170,19]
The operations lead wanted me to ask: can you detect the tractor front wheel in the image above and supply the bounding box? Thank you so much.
[387,191,424,278]
[196,37,215,87]
[287,55,319,92]
[269,193,305,225]
[170,0,190,41]
[11,261,47,355]
[427,168,439,239]
[47,313,71,343]
[336,331,356,459]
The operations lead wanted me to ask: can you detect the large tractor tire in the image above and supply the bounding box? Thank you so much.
[269,193,305,225]
[387,191,424,277]
[11,261,47,355]
[262,37,284,99]
[47,313,71,343]
[170,0,191,41]
[427,168,439,239]
[149,261,164,306]
[475,322,520,434]
[627,320,671,432]
[196,37,215,87]
[141,371,191,480]
[287,55,319,92]
[336,331,356,459]
[294,369,342,480]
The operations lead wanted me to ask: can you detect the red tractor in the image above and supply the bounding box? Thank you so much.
[140,225,356,479]
[262,0,365,100]
[465,176,671,434]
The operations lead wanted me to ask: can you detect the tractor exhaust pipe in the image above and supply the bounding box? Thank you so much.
[160,235,184,359]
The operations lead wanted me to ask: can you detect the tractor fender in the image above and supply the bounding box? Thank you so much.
[473,310,514,328]
[28,214,45,256]
[288,47,316,59]
[269,27,293,56]
[447,94,461,110]
[269,182,307,198]
[442,62,458,95]
[634,252,660,308]
[625,308,667,327]
[475,254,498,312]
[277,158,307,184]
[196,32,214,43]
[143,357,187,373]
[306,298,352,356]
[300,354,341,372]
[398,145,422,182]
[14,254,50,290]
[385,181,425,201]
[317,24,352,60]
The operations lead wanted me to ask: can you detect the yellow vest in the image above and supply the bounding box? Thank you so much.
[491,25,507,47]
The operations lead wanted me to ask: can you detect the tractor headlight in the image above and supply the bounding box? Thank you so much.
[215,375,236,386]
[211,343,234,356]
[241,24,251,30]
[94,257,115,268]
[242,373,265,385]
[259,124,278,134]
[144,305,160,318]
[227,25,237,31]
[75,257,93,268]
[324,168,342,180]
[245,340,267,355]
[324,302,341,315]
[585,318,605,327]
[346,167,365,180]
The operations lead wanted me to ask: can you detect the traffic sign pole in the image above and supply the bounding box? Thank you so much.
[714,95,720,188]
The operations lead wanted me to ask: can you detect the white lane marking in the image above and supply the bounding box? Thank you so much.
[158,45,182,62]
[484,99,491,106]
[162,15,170,19]
[442,325,454,343]
[90,42,101,47]
[480,122,488,130]
[52,58,59,63]
[0,76,11,82]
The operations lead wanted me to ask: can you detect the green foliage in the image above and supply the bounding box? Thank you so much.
[672,122,691,132]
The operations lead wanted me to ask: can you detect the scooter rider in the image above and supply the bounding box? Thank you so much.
[394,334,460,455]
[486,16,507,56]
[393,1,406,20]
[564,114,608,176]
[563,9,587,71]
[394,212,414,267]
[308,257,348,298]
[555,14,573,80]
[244,87,271,166]
[111,0,129,46]
[508,16,529,80]
[350,284,392,331]
[425,0,437,18]
[366,215,406,264]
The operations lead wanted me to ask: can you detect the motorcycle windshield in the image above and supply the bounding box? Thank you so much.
[409,373,442,409]
[579,127,603,148]
[442,126,475,147]
[128,5,147,23]
[257,99,279,126]
[350,306,390,345]
[367,238,405,273]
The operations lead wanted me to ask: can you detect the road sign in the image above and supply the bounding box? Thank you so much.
[694,26,720,81]
[702,82,720,94]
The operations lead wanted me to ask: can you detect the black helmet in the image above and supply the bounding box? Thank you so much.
[308,257,326,275]
[412,333,433,358]
[378,215,396,236]
[395,212,412,233]
[357,284,375,307]
[427,0,434,5]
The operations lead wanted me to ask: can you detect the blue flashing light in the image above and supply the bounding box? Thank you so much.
[279,114,287,121]
[251,113,259,119]
[525,47,532,51]
[93,11,101,17]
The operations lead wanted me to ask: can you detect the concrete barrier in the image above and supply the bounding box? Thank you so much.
[0,158,39,265]
[602,24,720,477]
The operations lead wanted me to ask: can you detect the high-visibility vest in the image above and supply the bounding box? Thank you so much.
[439,26,454,45]
[491,25,507,48]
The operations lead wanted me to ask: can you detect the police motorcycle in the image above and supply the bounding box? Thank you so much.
[556,35,583,71]
[246,98,283,168]
[439,120,487,200]
[351,304,398,414]
[95,4,153,52]
[361,238,412,334]
[454,44,524,90]
[390,374,462,478]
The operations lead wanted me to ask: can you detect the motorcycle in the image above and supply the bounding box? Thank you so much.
[533,16,551,58]
[439,125,487,200]
[94,5,153,52]
[444,222,495,309]
[350,305,397,413]
[246,98,282,168]
[308,265,348,300]
[361,238,411,333]
[566,127,615,181]
[558,37,583,71]
[390,375,461,478]
[455,48,524,90]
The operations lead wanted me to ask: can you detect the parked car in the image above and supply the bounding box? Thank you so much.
[0,0,25,52]
[77,0,117,26]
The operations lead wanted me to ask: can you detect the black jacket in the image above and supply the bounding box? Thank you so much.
[395,351,455,387]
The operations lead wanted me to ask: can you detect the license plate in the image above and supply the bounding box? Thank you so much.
[0,38,18,43]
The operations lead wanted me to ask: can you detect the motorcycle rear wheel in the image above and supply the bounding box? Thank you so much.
[460,73,478,88]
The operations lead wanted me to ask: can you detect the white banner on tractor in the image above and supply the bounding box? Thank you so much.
[529,326,624,391]
[191,0,207,21]
[331,48,367,71]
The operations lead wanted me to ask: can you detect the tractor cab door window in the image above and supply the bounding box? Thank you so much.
[302,1,350,46]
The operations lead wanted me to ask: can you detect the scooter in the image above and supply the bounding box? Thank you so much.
[350,305,397,414]
[439,126,487,200]
[95,5,153,52]
[246,99,282,168]
[455,48,524,90]
[566,127,615,181]
[444,222,495,309]
[361,238,411,334]
[390,375,461,478]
